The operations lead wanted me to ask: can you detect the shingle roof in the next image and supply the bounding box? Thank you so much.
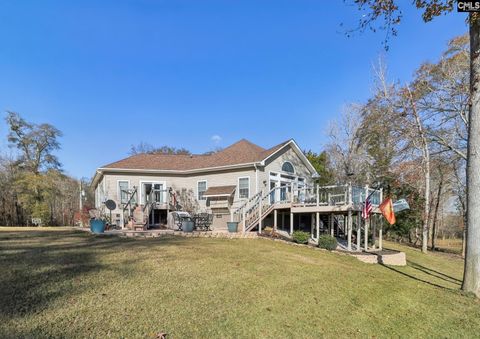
[203,185,236,197]
[101,139,291,172]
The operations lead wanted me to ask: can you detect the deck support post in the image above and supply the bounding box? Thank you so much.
[336,215,340,237]
[364,218,369,251]
[311,213,315,239]
[273,209,278,232]
[258,196,262,234]
[330,214,334,237]
[316,212,320,241]
[347,210,352,251]
[290,211,294,235]
[357,211,361,252]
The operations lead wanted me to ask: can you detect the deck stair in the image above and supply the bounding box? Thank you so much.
[234,186,290,232]
[131,189,157,230]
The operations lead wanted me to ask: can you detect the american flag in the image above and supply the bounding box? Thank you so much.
[362,197,372,219]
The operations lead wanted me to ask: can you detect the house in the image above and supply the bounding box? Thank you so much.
[93,139,316,226]
[92,138,383,251]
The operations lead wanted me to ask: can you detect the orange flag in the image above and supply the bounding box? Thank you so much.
[379,197,396,225]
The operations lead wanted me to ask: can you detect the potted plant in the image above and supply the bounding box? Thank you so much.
[226,221,239,233]
[88,209,106,234]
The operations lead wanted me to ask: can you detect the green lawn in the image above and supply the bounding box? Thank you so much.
[1,228,479,338]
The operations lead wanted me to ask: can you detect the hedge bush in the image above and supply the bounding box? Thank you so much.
[318,235,337,250]
[292,230,310,244]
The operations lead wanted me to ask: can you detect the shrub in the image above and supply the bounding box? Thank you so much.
[263,226,273,236]
[292,230,310,244]
[318,235,337,250]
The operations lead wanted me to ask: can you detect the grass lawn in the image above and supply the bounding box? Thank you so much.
[1,227,479,338]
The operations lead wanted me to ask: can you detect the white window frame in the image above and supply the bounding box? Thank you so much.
[197,180,208,201]
[139,180,166,205]
[238,176,250,200]
[117,180,130,205]
[281,161,295,174]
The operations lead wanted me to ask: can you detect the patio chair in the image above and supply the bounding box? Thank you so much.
[172,212,183,231]
[192,214,202,230]
[204,214,213,231]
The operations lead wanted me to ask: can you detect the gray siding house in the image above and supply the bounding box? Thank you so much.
[92,139,318,231]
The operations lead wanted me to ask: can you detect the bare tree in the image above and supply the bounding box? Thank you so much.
[369,62,432,253]
[326,104,370,184]
[348,0,479,297]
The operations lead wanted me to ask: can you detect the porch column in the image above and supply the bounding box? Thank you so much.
[316,212,320,240]
[290,211,294,235]
[347,210,352,251]
[282,212,285,230]
[273,209,278,232]
[330,214,334,237]
[364,217,369,251]
[357,211,361,252]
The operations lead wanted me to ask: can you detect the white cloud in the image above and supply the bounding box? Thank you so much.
[211,135,222,144]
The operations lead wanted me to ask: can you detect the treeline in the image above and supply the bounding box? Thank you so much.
[317,34,468,253]
[0,112,93,226]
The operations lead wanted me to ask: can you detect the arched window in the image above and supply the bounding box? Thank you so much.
[281,161,295,174]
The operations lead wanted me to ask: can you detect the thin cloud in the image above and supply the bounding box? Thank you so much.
[211,135,222,144]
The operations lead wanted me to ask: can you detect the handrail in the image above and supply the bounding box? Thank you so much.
[122,186,138,212]
[233,191,262,215]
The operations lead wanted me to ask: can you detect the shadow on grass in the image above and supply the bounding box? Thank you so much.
[0,229,186,325]
[407,260,462,285]
[379,263,457,291]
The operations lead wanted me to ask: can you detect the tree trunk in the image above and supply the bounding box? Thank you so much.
[463,15,480,298]
[421,132,430,254]
[431,175,443,251]
[408,86,431,254]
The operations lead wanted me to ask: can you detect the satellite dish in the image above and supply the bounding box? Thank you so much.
[105,199,116,211]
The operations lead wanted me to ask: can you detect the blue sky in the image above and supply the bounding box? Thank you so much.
[0,1,466,179]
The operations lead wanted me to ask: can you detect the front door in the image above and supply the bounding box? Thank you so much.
[280,182,288,202]
[142,183,152,204]
[270,181,277,204]
[153,183,163,203]
[142,182,164,204]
